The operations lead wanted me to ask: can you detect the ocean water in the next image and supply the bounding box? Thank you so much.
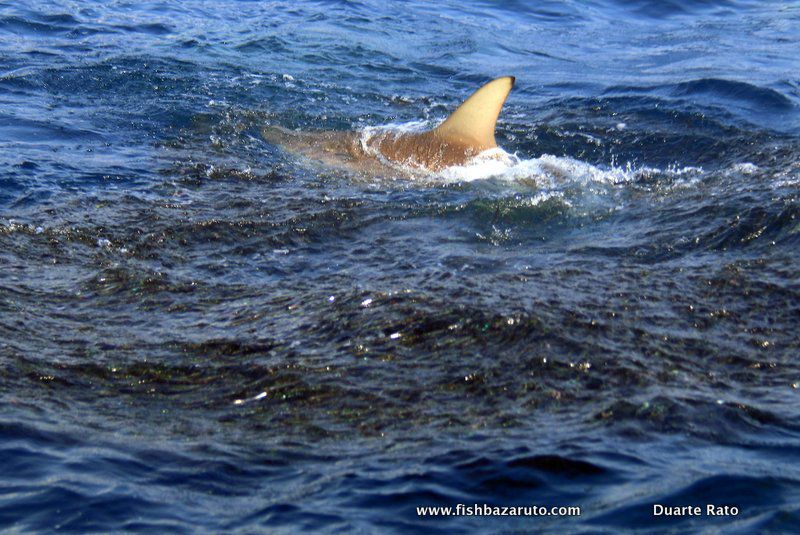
[2,0,800,532]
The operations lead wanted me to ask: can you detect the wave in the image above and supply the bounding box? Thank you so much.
[604,78,796,113]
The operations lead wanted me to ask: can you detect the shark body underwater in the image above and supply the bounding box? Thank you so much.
[262,76,515,176]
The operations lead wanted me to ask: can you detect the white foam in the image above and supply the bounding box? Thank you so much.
[437,148,520,183]
[438,150,647,187]
[727,162,759,175]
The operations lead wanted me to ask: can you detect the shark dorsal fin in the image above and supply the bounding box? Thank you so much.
[433,76,515,150]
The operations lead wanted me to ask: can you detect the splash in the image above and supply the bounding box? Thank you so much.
[359,121,705,188]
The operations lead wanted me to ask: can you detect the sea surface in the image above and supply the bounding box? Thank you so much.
[2,0,800,532]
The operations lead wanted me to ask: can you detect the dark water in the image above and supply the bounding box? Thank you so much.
[2,0,800,532]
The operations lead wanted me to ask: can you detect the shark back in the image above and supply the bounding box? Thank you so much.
[264,75,517,174]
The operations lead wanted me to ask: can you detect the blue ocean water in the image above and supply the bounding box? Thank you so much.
[1,0,800,532]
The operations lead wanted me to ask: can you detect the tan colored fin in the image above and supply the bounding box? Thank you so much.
[433,76,515,150]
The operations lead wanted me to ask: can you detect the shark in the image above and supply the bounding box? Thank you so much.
[262,76,515,176]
